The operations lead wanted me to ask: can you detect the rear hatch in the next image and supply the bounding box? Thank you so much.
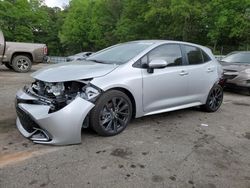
[0,30,5,63]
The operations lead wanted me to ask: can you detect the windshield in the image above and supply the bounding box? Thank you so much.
[87,42,153,64]
[222,52,250,64]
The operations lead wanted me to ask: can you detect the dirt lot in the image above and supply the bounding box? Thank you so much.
[0,64,250,188]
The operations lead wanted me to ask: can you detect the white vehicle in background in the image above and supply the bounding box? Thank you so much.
[214,55,225,61]
[66,52,93,62]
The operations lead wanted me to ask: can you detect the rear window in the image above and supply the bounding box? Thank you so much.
[184,45,203,65]
[184,45,211,65]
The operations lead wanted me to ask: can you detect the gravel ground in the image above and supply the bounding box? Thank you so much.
[0,64,250,188]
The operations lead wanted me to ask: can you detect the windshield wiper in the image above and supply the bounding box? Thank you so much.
[219,60,228,63]
[89,59,106,64]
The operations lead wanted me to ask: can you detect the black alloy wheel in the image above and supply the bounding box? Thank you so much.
[90,90,132,136]
[202,85,223,112]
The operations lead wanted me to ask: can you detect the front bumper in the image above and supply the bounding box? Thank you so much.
[15,89,94,145]
[223,72,250,88]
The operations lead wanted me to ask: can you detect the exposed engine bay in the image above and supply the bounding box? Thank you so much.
[26,80,102,113]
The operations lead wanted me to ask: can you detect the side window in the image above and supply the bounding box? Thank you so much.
[141,55,148,67]
[184,45,203,65]
[202,50,211,63]
[148,44,183,66]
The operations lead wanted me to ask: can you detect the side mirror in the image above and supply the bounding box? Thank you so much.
[147,59,168,73]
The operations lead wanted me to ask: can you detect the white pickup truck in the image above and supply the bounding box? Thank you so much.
[0,30,47,73]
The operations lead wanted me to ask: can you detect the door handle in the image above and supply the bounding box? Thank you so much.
[207,67,214,73]
[179,70,189,76]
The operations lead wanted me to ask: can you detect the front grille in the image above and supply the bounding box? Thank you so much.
[16,105,40,133]
[224,69,238,73]
[223,69,239,80]
[223,74,238,80]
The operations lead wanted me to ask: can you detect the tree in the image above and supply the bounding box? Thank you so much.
[34,6,64,55]
[1,0,249,55]
[204,0,250,52]
[88,0,123,49]
[115,0,150,42]
[59,0,92,54]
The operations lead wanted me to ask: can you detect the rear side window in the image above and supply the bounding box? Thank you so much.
[184,45,203,65]
[202,50,211,63]
[183,45,211,65]
[148,44,183,66]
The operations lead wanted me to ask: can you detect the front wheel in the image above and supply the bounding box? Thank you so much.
[90,90,132,136]
[201,85,223,112]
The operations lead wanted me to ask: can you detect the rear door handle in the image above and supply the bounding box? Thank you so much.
[207,67,215,73]
[179,70,189,76]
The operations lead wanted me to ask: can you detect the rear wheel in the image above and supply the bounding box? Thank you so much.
[201,85,223,112]
[12,55,32,73]
[90,90,132,136]
[4,62,13,70]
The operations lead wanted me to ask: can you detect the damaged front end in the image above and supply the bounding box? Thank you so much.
[16,80,101,145]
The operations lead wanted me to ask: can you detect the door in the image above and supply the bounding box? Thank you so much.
[0,30,5,63]
[181,45,217,102]
[142,44,189,113]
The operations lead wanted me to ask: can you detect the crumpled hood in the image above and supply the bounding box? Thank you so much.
[32,61,118,82]
[220,62,250,72]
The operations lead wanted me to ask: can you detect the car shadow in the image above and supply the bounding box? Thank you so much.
[0,67,39,73]
[224,88,250,96]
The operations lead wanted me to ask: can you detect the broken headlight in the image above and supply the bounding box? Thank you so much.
[45,82,65,97]
[29,80,101,112]
[80,85,100,101]
[243,69,250,74]
[31,80,101,100]
[31,81,66,98]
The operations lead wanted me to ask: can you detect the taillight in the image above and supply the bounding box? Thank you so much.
[43,46,48,55]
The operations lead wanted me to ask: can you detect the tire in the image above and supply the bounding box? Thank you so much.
[90,90,132,136]
[201,84,223,112]
[12,55,32,73]
[4,62,13,70]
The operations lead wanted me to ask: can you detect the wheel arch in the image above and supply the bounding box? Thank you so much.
[105,87,137,118]
[11,52,33,64]
[202,79,222,105]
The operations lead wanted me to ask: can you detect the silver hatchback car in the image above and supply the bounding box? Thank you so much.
[16,40,224,145]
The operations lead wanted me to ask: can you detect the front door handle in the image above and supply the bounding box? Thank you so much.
[179,70,189,76]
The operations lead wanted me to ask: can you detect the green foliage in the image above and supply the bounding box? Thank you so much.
[59,0,91,53]
[89,0,123,49]
[0,0,47,41]
[204,0,250,51]
[115,0,150,41]
[0,0,249,55]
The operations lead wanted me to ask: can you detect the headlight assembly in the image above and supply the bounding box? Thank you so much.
[243,69,250,74]
[81,86,100,100]
[45,82,65,97]
[28,80,102,113]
